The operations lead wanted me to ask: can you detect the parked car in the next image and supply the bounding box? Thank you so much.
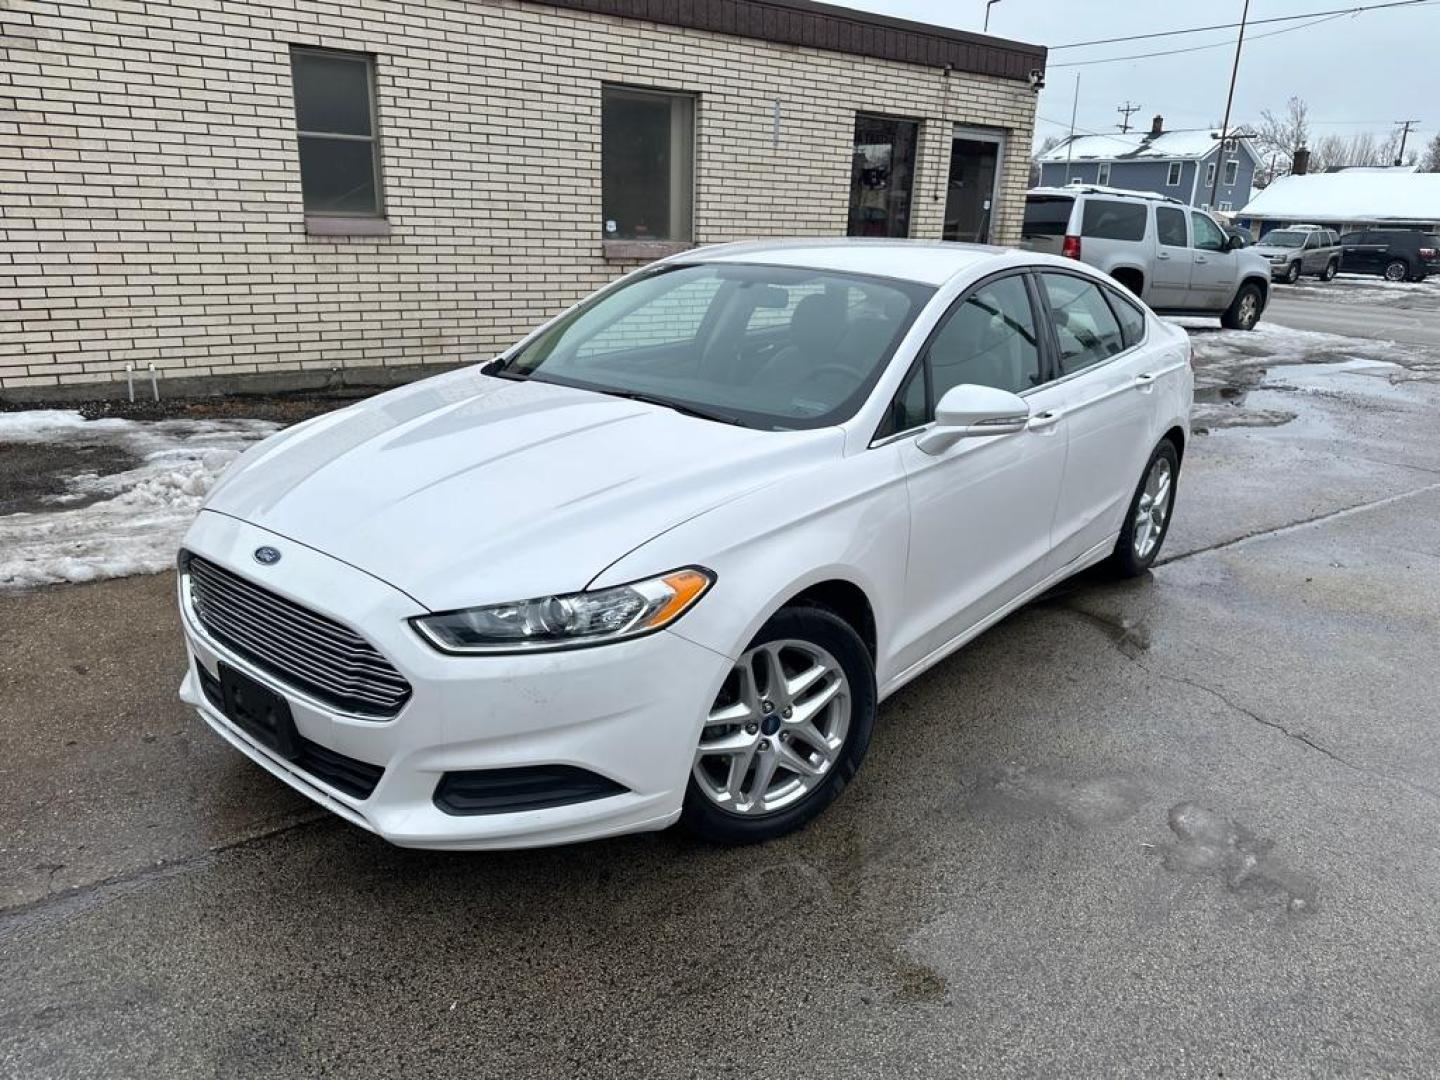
[1338,230,1440,282]
[1253,226,1341,284]
[1022,185,1271,330]
[176,240,1193,849]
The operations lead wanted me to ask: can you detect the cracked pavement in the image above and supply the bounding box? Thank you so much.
[4,282,1440,1078]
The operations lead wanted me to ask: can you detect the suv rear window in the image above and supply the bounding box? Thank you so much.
[1081,199,1148,241]
[1023,195,1074,238]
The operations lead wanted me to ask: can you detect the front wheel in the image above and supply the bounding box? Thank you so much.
[1320,259,1338,282]
[1284,261,1302,284]
[1383,259,1410,282]
[1109,440,1180,577]
[682,605,875,843]
[1220,282,1263,330]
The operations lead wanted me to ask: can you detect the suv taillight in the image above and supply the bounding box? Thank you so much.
[1061,234,1082,260]
[1421,246,1437,259]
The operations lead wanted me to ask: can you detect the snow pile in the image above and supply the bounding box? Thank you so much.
[0,410,278,589]
[1038,128,1229,163]
[1240,172,1440,222]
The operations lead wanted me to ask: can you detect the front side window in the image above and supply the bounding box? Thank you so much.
[1080,199,1147,241]
[501,264,932,430]
[1040,273,1125,376]
[1191,212,1227,252]
[1223,159,1239,186]
[1166,161,1183,186]
[926,275,1043,401]
[1156,206,1188,247]
[602,86,695,242]
[848,114,918,238]
[291,48,383,216]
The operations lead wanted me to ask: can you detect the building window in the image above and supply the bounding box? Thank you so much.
[1097,162,1111,186]
[1166,161,1182,186]
[290,48,383,217]
[1204,162,1216,188]
[1219,201,1233,212]
[601,86,695,242]
[1223,159,1239,186]
[848,114,918,238]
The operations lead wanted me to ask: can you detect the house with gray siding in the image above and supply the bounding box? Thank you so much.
[1037,116,1259,212]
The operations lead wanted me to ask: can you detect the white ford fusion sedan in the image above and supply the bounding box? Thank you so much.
[176,239,1192,849]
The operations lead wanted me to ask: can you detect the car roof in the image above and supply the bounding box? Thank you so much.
[674,238,1016,287]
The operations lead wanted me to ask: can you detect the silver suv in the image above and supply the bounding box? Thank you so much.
[1252,225,1341,284]
[1021,185,1272,330]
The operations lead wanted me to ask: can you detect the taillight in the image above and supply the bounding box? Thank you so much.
[1421,247,1437,259]
[1061,234,1082,260]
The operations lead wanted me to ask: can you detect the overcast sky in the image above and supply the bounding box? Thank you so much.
[831,0,1440,156]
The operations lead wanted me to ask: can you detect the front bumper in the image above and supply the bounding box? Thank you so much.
[177,511,732,849]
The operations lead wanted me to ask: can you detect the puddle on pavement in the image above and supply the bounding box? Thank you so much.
[970,763,1144,830]
[1161,802,1318,917]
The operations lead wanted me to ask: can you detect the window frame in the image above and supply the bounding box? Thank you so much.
[870,269,1053,446]
[1223,159,1239,186]
[1166,161,1183,187]
[600,83,698,247]
[289,45,385,221]
[1204,161,1217,189]
[1096,162,1112,186]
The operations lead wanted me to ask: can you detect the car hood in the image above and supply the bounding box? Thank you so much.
[1251,244,1298,257]
[203,367,844,609]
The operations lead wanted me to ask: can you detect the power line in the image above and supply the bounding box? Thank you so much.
[1049,11,1354,69]
[1049,0,1436,50]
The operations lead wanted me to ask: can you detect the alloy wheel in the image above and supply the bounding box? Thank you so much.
[1237,292,1259,329]
[1384,260,1408,282]
[693,639,851,816]
[1132,456,1174,561]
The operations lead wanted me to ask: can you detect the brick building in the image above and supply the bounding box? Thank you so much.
[1,0,1045,395]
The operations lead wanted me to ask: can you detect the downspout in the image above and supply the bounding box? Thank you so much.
[1188,154,1203,207]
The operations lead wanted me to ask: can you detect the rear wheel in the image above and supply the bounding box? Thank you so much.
[1220,282,1263,330]
[682,605,875,843]
[1320,258,1338,282]
[1384,259,1410,282]
[1109,440,1180,577]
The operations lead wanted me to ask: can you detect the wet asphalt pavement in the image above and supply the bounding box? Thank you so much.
[3,280,1440,1078]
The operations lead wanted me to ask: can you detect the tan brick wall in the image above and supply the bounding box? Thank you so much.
[0,0,1039,391]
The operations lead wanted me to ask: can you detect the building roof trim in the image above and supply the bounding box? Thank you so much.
[524,0,1047,82]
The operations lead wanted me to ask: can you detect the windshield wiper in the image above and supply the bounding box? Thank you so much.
[594,388,746,427]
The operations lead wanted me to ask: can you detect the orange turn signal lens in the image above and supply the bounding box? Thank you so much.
[641,569,713,628]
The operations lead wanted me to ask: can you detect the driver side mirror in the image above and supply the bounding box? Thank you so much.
[916,384,1030,455]
[1225,234,1245,252]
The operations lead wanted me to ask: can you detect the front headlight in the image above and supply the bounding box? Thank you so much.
[412,567,714,654]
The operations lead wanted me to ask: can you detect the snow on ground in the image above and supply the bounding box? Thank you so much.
[1279,274,1440,305]
[0,411,278,589]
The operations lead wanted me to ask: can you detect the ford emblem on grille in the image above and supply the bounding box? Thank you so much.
[253,546,281,566]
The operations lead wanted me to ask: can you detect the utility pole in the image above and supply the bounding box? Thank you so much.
[1395,119,1420,165]
[1116,101,1140,133]
[1065,72,1080,183]
[1209,0,1251,210]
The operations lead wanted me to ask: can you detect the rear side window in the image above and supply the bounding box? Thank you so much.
[1040,273,1125,376]
[1106,289,1147,349]
[1156,207,1188,247]
[1081,199,1147,241]
[1023,196,1074,238]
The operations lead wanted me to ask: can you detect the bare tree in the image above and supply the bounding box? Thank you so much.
[1422,133,1440,173]
[1254,96,1310,174]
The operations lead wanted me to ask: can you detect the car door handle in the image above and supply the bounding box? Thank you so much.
[1028,410,1062,433]
[1156,252,1171,261]
[1194,256,1208,264]
[1133,373,1156,393]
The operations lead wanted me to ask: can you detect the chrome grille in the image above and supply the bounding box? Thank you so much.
[185,553,412,718]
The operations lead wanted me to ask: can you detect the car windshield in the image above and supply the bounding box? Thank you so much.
[1264,231,1306,248]
[497,263,933,430]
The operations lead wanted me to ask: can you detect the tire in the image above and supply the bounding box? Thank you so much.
[681,604,876,843]
[1384,259,1410,282]
[1320,258,1338,282]
[1220,281,1263,330]
[1108,440,1180,578]
[1283,260,1301,285]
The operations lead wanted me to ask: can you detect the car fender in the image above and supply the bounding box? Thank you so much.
[588,441,910,681]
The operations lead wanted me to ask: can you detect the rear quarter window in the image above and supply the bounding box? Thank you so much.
[1080,199,1148,242]
[1022,196,1075,238]
[1105,289,1147,349]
